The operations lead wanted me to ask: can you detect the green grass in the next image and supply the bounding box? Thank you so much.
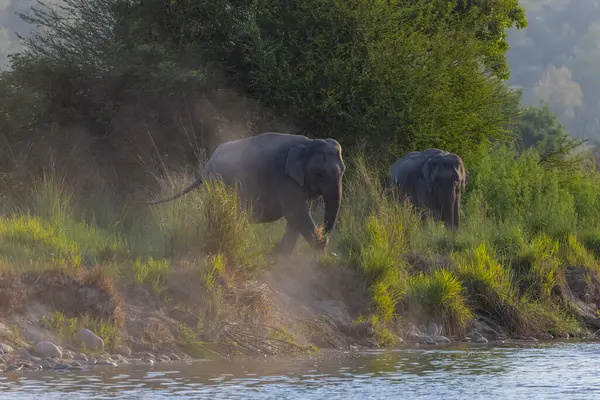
[177,323,210,358]
[137,176,272,271]
[3,143,600,344]
[403,269,473,335]
[330,145,600,337]
[40,311,121,354]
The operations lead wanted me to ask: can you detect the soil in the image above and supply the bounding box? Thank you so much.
[0,258,377,361]
[2,258,600,368]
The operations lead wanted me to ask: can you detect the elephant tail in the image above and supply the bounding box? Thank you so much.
[145,176,204,205]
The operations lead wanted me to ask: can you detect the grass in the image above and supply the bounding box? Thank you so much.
[40,311,121,354]
[332,145,600,337]
[2,142,600,350]
[403,269,473,335]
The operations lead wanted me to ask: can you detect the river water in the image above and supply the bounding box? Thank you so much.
[1,341,599,399]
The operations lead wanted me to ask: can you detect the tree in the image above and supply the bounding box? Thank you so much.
[451,0,528,79]
[1,0,524,167]
[516,103,587,167]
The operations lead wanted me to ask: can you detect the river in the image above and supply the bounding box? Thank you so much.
[1,341,599,399]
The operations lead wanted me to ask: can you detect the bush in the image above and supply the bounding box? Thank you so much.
[141,174,271,271]
[513,234,562,301]
[453,244,530,334]
[403,269,473,335]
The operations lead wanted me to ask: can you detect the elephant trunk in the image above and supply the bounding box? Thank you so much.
[453,191,461,229]
[441,190,457,230]
[323,179,342,236]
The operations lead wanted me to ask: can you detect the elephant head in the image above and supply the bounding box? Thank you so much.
[422,153,466,229]
[285,138,346,244]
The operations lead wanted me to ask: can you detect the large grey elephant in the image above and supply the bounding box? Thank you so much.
[385,148,466,228]
[146,132,346,254]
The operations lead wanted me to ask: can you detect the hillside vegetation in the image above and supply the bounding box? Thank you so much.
[1,0,600,358]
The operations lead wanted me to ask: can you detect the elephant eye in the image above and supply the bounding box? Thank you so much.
[316,171,325,178]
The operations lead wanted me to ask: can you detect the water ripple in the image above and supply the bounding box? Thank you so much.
[1,342,600,399]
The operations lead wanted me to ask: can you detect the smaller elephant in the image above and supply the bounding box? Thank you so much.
[386,148,466,228]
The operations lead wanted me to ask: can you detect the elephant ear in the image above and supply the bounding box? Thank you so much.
[452,155,467,190]
[422,157,439,194]
[285,143,308,186]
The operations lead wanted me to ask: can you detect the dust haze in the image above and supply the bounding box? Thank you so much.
[0,0,372,355]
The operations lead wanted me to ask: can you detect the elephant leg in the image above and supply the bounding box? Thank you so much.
[272,223,300,255]
[288,207,325,251]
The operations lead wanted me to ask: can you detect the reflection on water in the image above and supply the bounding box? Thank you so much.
[1,342,600,399]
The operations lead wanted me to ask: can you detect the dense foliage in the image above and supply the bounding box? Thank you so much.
[0,0,527,170]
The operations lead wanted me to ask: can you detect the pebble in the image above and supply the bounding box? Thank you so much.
[99,360,118,367]
[7,364,23,372]
[430,335,452,344]
[118,346,132,357]
[0,343,179,375]
[76,329,104,352]
[0,344,14,354]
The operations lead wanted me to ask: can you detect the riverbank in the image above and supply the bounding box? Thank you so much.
[3,148,600,375]
[1,251,600,375]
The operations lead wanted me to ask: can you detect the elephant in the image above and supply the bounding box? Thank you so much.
[146,132,346,255]
[385,148,466,229]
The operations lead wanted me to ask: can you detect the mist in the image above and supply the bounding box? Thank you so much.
[506,0,600,140]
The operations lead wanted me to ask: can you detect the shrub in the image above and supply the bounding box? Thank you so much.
[512,234,562,301]
[403,269,473,335]
[142,175,269,270]
[453,244,531,334]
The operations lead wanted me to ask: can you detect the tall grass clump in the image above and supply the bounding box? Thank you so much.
[141,172,207,257]
[198,179,264,268]
[28,172,75,222]
[142,175,270,272]
[336,155,424,322]
[128,256,171,299]
[518,301,583,337]
[512,234,562,301]
[403,269,473,335]
[453,244,531,334]
[0,173,124,270]
[560,233,599,270]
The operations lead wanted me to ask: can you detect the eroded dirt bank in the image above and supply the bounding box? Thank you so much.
[1,258,600,374]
